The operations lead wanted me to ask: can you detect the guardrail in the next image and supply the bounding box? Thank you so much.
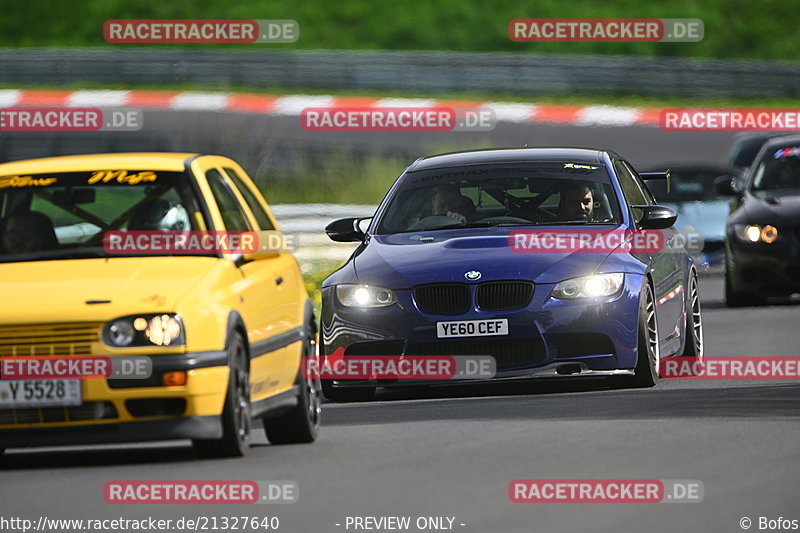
[271,203,374,270]
[1,48,799,98]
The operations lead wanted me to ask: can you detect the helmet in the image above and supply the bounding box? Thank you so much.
[128,199,190,231]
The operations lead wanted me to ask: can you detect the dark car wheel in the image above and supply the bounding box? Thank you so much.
[630,281,660,388]
[193,331,251,458]
[681,271,704,360]
[264,332,321,444]
[0,448,5,455]
[321,379,376,402]
[725,268,764,307]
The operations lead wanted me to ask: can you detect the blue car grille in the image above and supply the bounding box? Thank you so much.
[413,284,471,314]
[413,281,534,314]
[407,339,546,370]
[476,281,534,311]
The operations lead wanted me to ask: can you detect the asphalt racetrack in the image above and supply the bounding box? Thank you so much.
[1,119,797,533]
[2,277,798,533]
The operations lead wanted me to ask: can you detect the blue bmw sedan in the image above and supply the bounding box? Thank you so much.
[320,148,703,401]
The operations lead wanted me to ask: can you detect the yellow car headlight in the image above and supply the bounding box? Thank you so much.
[104,314,185,347]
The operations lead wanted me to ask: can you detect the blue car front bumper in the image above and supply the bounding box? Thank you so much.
[321,274,645,387]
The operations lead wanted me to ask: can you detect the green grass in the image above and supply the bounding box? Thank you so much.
[2,0,800,60]
[258,153,405,205]
[302,260,343,317]
[254,140,495,205]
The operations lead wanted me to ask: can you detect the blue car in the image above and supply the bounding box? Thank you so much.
[320,148,704,401]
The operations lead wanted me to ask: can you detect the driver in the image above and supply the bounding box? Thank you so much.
[773,157,800,189]
[558,182,595,222]
[1,210,58,254]
[128,199,191,231]
[431,184,475,223]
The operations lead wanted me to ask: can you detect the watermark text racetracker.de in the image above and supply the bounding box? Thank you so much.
[306,349,496,380]
[300,106,496,132]
[661,356,800,380]
[0,108,142,132]
[104,480,298,504]
[509,18,703,42]
[0,356,150,380]
[103,230,296,255]
[509,228,704,255]
[661,109,800,132]
[104,19,298,43]
[509,479,704,503]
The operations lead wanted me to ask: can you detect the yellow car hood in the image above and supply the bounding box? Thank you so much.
[0,257,220,323]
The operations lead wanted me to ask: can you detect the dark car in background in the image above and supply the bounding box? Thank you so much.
[726,133,794,171]
[718,135,800,306]
[644,164,740,270]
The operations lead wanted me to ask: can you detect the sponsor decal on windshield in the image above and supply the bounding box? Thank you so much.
[564,163,599,170]
[0,175,58,189]
[774,147,800,158]
[87,170,158,185]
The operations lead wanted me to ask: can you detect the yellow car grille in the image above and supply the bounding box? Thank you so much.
[0,402,117,425]
[0,322,101,356]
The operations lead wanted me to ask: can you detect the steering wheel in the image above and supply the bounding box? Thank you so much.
[475,215,532,224]
[407,215,459,231]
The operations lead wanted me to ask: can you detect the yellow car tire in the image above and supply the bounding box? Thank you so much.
[193,331,251,457]
[264,329,320,444]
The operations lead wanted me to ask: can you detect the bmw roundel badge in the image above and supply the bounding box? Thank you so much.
[465,270,482,281]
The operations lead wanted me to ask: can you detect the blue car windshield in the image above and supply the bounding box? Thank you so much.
[375,162,621,234]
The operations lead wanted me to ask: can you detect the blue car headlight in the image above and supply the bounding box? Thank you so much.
[552,273,624,299]
[336,284,397,308]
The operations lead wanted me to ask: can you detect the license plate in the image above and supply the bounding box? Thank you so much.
[0,379,82,408]
[436,319,509,338]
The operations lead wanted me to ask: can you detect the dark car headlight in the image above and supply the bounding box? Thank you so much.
[733,224,778,244]
[103,314,185,347]
[552,273,624,299]
[336,284,397,308]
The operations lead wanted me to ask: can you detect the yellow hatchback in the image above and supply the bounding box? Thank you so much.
[0,153,320,457]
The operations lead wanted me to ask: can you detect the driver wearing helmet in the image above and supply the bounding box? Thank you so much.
[128,199,191,231]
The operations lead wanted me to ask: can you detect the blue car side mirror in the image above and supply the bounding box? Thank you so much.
[634,205,678,230]
[325,217,369,242]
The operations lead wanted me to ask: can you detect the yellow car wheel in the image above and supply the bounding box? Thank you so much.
[264,328,320,444]
[193,331,251,457]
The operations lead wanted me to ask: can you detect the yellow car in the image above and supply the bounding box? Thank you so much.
[0,153,319,457]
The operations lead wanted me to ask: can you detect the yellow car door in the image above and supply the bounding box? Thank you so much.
[192,157,294,403]
[219,161,304,372]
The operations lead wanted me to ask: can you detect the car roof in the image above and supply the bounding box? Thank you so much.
[760,134,800,152]
[642,163,738,172]
[408,147,607,171]
[0,152,200,175]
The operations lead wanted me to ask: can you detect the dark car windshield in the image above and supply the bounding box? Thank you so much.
[646,168,734,202]
[375,162,620,234]
[0,170,208,263]
[727,135,772,168]
[752,147,800,191]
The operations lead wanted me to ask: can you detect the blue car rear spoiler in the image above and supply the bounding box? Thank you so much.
[640,170,671,193]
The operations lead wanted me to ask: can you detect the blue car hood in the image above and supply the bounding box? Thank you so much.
[352,228,631,288]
